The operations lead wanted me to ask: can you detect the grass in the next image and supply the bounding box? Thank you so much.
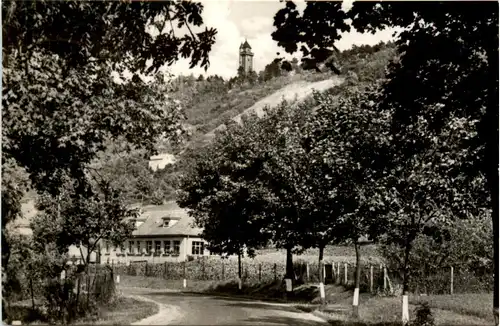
[78,297,158,325]
[4,297,158,325]
[410,293,493,321]
[313,293,494,326]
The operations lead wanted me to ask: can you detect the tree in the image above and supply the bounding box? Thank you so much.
[32,176,136,266]
[3,1,217,73]
[3,0,216,193]
[306,85,391,316]
[2,1,216,300]
[273,2,498,323]
[380,212,493,294]
[178,117,272,281]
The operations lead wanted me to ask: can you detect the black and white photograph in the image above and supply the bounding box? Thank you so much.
[2,1,498,325]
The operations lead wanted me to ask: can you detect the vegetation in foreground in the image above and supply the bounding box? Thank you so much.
[4,296,158,325]
[117,274,493,326]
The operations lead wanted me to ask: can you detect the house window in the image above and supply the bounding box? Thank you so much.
[105,241,109,253]
[162,218,170,228]
[155,241,161,253]
[173,240,180,255]
[164,240,171,253]
[137,241,141,253]
[192,241,204,255]
[146,241,152,254]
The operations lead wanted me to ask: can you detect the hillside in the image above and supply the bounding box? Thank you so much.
[204,76,344,141]
[91,42,397,206]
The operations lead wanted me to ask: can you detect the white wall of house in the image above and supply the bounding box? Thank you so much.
[99,236,211,264]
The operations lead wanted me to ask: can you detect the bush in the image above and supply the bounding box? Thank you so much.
[379,216,493,295]
[411,302,435,326]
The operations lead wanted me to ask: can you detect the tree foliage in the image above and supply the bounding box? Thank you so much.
[273,1,498,319]
[32,177,137,265]
[3,0,217,73]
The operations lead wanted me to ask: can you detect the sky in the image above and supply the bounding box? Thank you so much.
[164,0,399,80]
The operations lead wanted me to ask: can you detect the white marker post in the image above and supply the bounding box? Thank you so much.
[319,260,326,306]
[344,263,348,285]
[450,266,454,295]
[352,287,360,317]
[183,279,187,288]
[370,265,374,293]
[116,275,120,284]
[238,277,242,290]
[285,278,292,292]
[402,294,409,325]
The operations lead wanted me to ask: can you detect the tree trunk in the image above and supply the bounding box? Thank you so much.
[86,248,91,308]
[485,42,499,326]
[237,251,242,280]
[30,277,35,311]
[318,245,325,305]
[318,245,324,280]
[401,237,413,325]
[285,246,294,282]
[352,241,362,318]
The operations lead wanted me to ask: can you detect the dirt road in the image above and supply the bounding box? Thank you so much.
[124,287,328,326]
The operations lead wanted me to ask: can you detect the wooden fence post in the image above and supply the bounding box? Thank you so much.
[259,263,262,283]
[183,261,187,288]
[450,266,454,295]
[222,260,225,281]
[337,262,340,284]
[331,262,335,282]
[274,263,277,282]
[323,263,326,285]
[306,263,310,282]
[370,265,374,293]
[344,263,348,285]
[383,266,387,291]
[202,258,206,280]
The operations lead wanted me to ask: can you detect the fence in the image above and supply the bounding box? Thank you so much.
[110,258,491,295]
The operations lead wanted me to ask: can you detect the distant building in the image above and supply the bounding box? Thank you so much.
[148,153,176,171]
[100,202,212,264]
[239,39,254,74]
[13,200,213,265]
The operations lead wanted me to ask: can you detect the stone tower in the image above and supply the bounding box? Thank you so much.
[239,39,254,73]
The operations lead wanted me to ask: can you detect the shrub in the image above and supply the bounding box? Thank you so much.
[411,302,435,326]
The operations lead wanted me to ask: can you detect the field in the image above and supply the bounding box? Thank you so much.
[253,245,382,265]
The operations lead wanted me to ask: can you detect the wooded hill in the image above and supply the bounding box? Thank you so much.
[97,41,397,206]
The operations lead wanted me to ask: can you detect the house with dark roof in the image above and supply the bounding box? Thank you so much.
[100,202,211,264]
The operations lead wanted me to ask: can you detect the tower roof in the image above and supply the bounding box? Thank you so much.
[241,39,251,50]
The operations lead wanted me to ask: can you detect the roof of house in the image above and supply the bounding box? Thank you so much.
[131,202,202,238]
[14,199,201,238]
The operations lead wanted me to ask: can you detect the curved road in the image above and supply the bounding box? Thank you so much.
[123,287,328,326]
